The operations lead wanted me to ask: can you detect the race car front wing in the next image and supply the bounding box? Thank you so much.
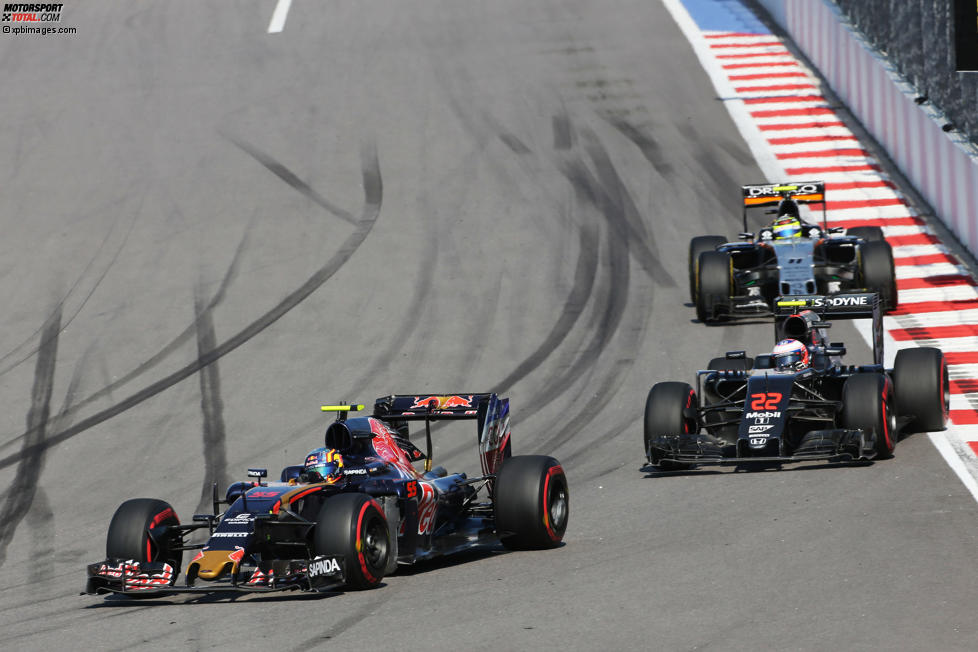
[83,554,346,596]
[646,428,876,468]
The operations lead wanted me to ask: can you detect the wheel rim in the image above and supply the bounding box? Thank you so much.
[548,483,568,533]
[361,516,388,570]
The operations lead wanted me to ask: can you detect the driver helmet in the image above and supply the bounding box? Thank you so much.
[304,447,344,483]
[772,339,810,370]
[772,216,802,239]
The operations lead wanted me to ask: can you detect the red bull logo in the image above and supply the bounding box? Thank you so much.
[410,395,473,410]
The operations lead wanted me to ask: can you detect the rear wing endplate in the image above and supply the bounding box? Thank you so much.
[774,293,883,365]
[373,393,512,477]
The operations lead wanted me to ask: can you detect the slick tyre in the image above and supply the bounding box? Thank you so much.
[893,347,949,432]
[644,382,698,468]
[494,455,569,550]
[843,373,897,459]
[695,251,733,322]
[314,493,390,589]
[689,235,726,302]
[847,226,885,242]
[859,240,897,310]
[106,498,182,578]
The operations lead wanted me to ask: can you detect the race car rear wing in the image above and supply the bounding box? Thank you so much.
[774,293,883,365]
[741,181,826,234]
[372,394,512,477]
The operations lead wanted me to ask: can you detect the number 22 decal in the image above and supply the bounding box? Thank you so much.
[750,392,782,410]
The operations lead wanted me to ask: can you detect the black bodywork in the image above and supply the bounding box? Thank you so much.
[646,294,945,469]
[85,393,526,596]
[693,181,896,319]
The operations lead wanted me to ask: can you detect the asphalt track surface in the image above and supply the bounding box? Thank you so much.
[0,2,976,650]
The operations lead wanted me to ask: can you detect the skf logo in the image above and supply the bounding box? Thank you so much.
[410,395,473,410]
[2,3,63,22]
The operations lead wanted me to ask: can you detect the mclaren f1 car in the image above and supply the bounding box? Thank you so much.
[689,181,897,322]
[85,393,568,597]
[644,293,948,469]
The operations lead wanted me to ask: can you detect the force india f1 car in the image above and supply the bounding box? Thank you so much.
[689,181,897,322]
[644,293,949,469]
[85,393,569,597]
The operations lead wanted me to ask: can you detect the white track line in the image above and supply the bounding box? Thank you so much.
[268,0,292,33]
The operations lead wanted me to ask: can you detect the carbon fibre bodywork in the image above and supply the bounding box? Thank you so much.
[85,393,540,597]
[645,294,948,469]
[692,182,897,320]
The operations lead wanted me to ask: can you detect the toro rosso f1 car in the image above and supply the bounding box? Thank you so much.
[85,393,568,597]
[689,181,897,322]
[644,293,948,469]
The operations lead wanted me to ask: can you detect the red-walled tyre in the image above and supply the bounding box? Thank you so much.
[106,498,182,578]
[843,373,896,459]
[314,493,389,589]
[494,455,568,550]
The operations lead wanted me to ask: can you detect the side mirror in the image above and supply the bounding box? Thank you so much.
[739,232,754,240]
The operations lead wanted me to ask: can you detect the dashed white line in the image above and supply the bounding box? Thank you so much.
[268,0,292,34]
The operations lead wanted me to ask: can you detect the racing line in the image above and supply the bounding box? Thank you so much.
[665,0,978,500]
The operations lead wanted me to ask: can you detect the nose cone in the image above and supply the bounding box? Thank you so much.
[189,550,240,580]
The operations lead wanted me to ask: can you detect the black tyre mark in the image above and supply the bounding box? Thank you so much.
[195,289,230,514]
[0,205,118,371]
[224,133,359,226]
[581,128,675,286]
[289,592,392,650]
[605,116,674,178]
[499,132,531,155]
[528,163,632,454]
[0,306,60,568]
[553,113,573,150]
[0,207,140,380]
[343,234,439,401]
[493,222,599,395]
[0,230,249,457]
[0,144,382,472]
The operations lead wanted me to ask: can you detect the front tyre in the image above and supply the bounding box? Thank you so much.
[494,455,568,550]
[314,493,390,589]
[106,498,182,577]
[843,373,897,459]
[644,382,698,468]
[893,347,949,432]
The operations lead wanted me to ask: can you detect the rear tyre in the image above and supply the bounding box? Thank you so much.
[314,493,389,589]
[843,373,896,459]
[695,251,733,322]
[106,498,182,588]
[689,235,726,302]
[847,226,885,242]
[860,240,897,310]
[494,455,568,550]
[893,347,949,432]
[644,382,698,468]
